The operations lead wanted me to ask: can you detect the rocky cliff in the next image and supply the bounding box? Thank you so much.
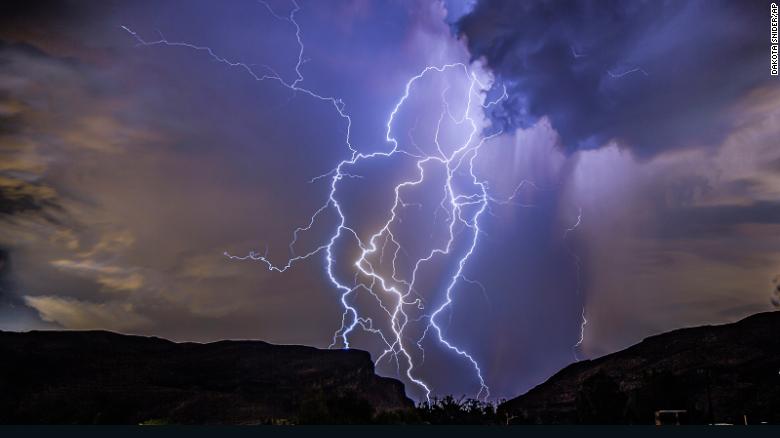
[0,330,413,424]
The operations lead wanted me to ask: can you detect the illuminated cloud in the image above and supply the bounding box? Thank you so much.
[24,295,151,331]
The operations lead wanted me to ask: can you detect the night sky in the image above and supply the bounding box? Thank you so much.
[0,0,778,401]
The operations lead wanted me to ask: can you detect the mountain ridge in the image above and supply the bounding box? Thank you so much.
[0,329,413,424]
[498,311,780,424]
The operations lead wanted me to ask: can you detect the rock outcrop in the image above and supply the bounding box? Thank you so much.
[0,330,413,424]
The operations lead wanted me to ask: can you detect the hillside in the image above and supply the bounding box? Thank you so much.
[3,312,779,425]
[0,330,413,424]
[498,311,780,424]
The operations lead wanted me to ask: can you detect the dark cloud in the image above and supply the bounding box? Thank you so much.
[0,1,74,26]
[766,157,780,172]
[656,201,780,240]
[0,186,53,216]
[0,38,97,221]
[458,0,771,156]
[0,248,11,300]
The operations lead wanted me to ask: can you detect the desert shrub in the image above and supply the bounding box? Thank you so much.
[413,395,500,425]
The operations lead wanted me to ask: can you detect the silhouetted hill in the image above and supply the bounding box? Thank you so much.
[0,330,412,424]
[498,311,780,424]
[4,312,779,425]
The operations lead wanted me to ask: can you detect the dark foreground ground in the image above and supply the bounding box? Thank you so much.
[1,311,778,424]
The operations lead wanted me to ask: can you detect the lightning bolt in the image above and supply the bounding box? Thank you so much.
[607,67,649,78]
[570,45,586,59]
[574,308,587,354]
[122,0,510,401]
[564,207,587,361]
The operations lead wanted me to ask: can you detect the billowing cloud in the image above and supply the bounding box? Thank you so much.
[24,295,151,331]
[458,0,771,156]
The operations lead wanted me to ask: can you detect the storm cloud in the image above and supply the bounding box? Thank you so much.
[458,0,772,156]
